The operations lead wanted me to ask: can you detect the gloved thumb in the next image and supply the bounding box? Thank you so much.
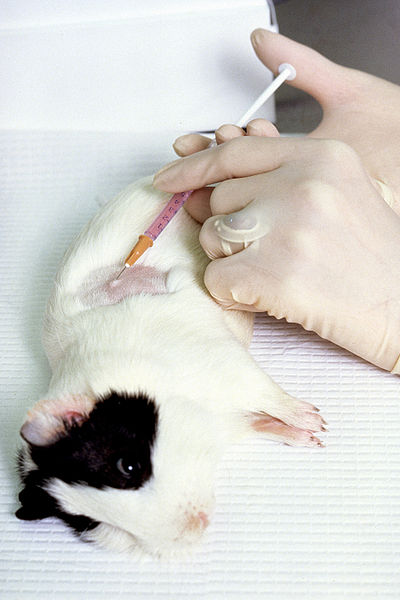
[203,249,267,311]
[251,28,350,108]
[199,201,271,260]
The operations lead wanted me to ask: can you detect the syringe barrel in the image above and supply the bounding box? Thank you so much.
[144,190,194,241]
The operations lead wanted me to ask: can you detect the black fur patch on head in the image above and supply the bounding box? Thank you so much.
[30,391,158,489]
[15,464,99,534]
[16,391,158,535]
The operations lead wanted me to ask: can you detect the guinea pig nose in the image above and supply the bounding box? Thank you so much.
[198,511,209,529]
[185,511,210,532]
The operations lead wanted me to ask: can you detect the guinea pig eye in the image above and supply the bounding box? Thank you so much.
[116,457,141,478]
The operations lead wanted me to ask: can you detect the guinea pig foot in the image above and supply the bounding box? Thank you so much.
[251,415,325,448]
[257,394,327,434]
[249,393,327,447]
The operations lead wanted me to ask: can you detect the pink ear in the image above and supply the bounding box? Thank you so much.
[63,411,87,426]
[20,394,95,447]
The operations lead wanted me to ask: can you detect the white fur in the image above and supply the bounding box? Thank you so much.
[20,177,325,558]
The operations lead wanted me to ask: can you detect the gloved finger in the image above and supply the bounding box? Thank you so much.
[173,134,213,157]
[184,187,213,223]
[199,216,249,259]
[199,192,275,259]
[183,124,278,223]
[153,135,304,192]
[174,119,277,157]
[246,118,280,137]
[209,173,266,215]
[215,124,245,144]
[251,28,349,108]
[181,121,280,221]
[203,250,272,311]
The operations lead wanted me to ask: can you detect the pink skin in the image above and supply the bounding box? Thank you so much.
[251,401,327,448]
[77,264,168,309]
[183,511,210,534]
[198,511,209,528]
[63,411,86,426]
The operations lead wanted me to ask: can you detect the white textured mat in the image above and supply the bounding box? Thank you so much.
[1,131,399,599]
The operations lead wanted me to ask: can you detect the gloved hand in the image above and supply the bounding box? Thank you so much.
[153,30,400,373]
[171,29,400,216]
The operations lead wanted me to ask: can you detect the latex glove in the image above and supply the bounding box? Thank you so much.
[153,32,400,373]
[172,29,400,216]
[173,120,280,223]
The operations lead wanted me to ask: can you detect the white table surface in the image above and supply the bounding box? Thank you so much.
[0,129,399,599]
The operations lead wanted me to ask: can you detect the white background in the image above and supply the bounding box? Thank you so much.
[0,0,276,132]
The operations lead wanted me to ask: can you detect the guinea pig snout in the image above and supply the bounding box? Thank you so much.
[184,510,210,533]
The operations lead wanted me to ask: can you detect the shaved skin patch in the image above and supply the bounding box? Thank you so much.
[78,265,168,308]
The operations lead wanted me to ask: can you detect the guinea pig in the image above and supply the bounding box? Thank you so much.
[16,176,326,558]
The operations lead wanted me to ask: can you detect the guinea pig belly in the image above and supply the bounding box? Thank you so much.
[77,264,168,309]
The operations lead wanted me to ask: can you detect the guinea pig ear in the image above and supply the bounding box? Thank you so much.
[20,393,95,447]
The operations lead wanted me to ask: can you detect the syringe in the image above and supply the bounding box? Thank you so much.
[115,62,296,280]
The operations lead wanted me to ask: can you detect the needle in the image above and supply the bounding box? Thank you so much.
[115,266,126,280]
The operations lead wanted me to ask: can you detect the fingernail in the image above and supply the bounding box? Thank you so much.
[246,123,263,136]
[172,136,187,154]
[221,213,257,231]
[251,28,266,47]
